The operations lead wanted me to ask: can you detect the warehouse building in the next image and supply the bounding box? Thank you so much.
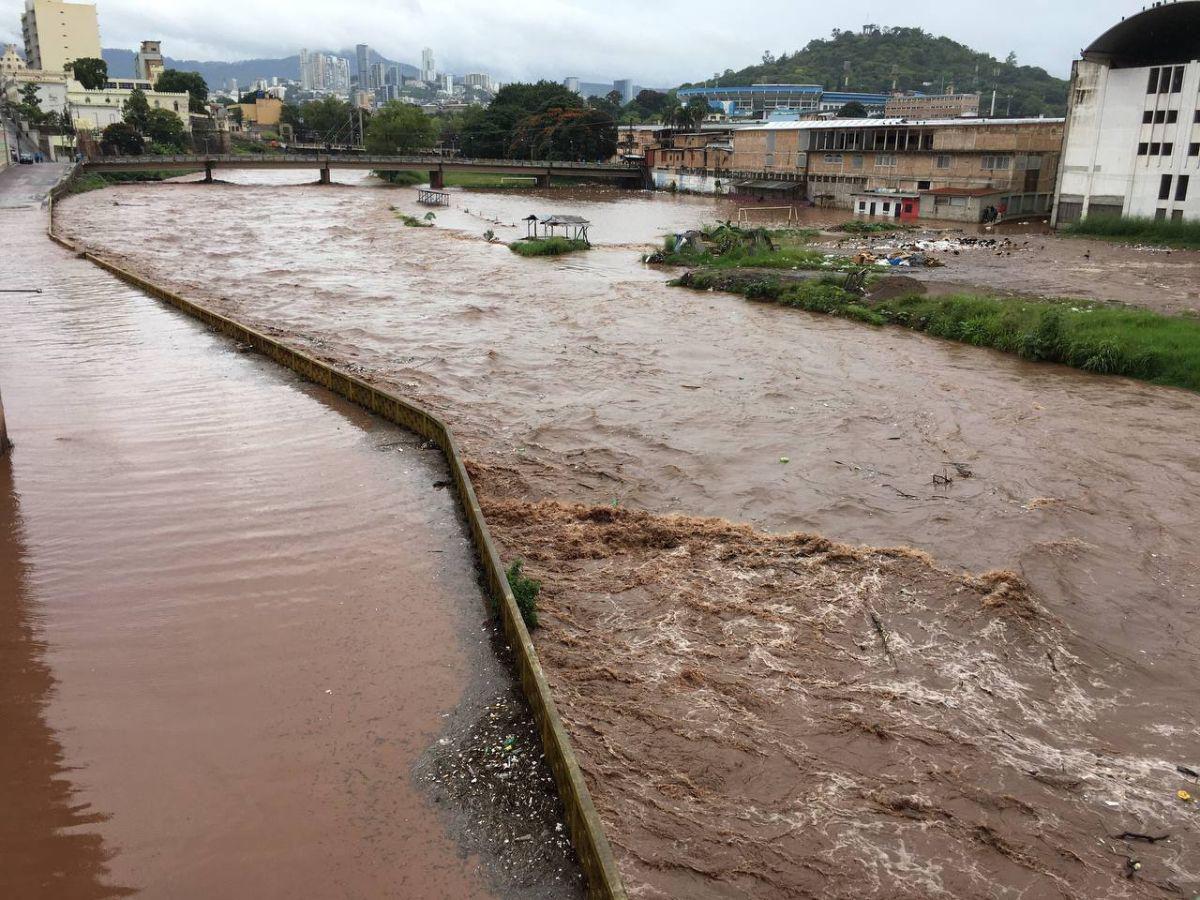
[1053,1,1200,224]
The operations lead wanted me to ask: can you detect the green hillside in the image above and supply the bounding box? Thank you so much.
[684,26,1068,117]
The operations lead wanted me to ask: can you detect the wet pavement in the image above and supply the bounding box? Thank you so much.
[0,164,580,898]
[54,169,1200,897]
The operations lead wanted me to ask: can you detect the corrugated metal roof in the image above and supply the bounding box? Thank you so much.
[735,116,1064,131]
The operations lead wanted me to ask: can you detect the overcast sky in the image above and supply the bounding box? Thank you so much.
[0,0,1143,85]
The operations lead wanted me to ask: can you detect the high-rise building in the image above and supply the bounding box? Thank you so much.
[356,43,371,90]
[440,73,453,94]
[463,72,493,93]
[563,76,580,95]
[421,47,435,84]
[300,49,351,96]
[370,61,386,93]
[613,78,634,104]
[134,40,164,83]
[21,0,101,73]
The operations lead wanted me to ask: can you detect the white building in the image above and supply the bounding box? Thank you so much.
[614,78,634,104]
[421,47,435,84]
[563,76,580,95]
[463,72,493,93]
[1054,2,1200,224]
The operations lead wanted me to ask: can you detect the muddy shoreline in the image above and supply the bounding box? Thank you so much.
[57,176,1200,897]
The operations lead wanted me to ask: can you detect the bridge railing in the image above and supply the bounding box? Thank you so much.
[85,153,643,171]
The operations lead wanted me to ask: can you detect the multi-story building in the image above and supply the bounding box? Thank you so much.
[723,117,1062,220]
[463,72,493,93]
[134,40,163,83]
[370,62,386,95]
[69,78,190,131]
[613,78,634,104]
[440,73,453,94]
[355,44,371,90]
[563,76,580,95]
[300,50,350,96]
[1053,2,1200,224]
[677,84,889,119]
[21,0,101,73]
[421,47,435,84]
[884,92,981,119]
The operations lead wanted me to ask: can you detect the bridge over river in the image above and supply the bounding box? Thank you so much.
[83,153,646,188]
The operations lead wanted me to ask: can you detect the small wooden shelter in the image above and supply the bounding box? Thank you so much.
[535,214,591,244]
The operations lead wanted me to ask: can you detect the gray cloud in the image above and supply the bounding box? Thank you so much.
[0,0,1140,85]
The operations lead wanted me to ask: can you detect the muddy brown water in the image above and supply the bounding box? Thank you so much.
[1,173,580,899]
[58,171,1200,897]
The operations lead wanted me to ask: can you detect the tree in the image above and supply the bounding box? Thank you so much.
[460,81,583,157]
[508,106,616,161]
[67,56,107,90]
[634,89,668,116]
[365,102,436,154]
[101,121,144,155]
[145,107,187,150]
[123,88,151,132]
[155,69,208,113]
[300,96,354,142]
[683,97,709,129]
[279,102,302,130]
[837,100,867,117]
[17,82,47,125]
[1005,51,1018,67]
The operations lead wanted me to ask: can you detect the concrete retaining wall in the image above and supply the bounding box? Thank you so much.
[46,170,626,900]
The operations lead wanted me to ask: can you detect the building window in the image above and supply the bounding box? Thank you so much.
[1177,175,1190,202]
[1190,143,1200,157]
[981,155,1011,170]
[1167,109,1178,124]
[1143,110,1154,124]
[1148,67,1160,93]
[1159,174,1173,201]
[917,180,931,190]
[1151,142,1161,155]
[1162,143,1174,155]
[936,154,951,168]
[1173,209,1185,222]
[1138,142,1149,155]
[1155,208,1167,221]
[851,154,863,168]
[823,153,843,164]
[876,153,896,167]
[1153,109,1165,123]
[1171,65,1184,93]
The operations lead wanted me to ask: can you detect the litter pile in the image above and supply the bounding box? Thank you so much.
[850,237,1028,268]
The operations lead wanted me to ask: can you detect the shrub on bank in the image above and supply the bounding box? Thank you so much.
[67,171,192,194]
[510,237,589,257]
[673,272,1200,392]
[505,560,540,629]
[1063,214,1200,250]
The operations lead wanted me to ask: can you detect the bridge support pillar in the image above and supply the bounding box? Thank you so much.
[319,166,331,185]
[204,162,213,183]
[428,169,444,190]
[536,173,551,189]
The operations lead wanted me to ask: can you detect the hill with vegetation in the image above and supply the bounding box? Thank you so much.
[683,26,1069,117]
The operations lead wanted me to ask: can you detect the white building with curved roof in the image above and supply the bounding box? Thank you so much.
[1053,1,1200,224]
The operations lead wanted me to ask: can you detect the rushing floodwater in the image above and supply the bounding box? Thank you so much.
[55,169,1200,897]
[1,168,579,899]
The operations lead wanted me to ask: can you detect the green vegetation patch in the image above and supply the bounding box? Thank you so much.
[510,236,589,257]
[651,222,850,271]
[835,220,916,235]
[674,272,1200,392]
[375,170,426,186]
[1062,215,1200,250]
[505,560,540,629]
[391,208,436,227]
[67,170,192,194]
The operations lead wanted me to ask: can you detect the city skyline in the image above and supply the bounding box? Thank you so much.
[0,0,1150,87]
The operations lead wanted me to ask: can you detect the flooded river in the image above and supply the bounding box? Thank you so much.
[56,170,1200,897]
[1,167,579,899]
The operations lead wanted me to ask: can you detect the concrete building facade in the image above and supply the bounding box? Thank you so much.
[884,92,981,118]
[21,0,100,73]
[1053,2,1200,224]
[134,39,163,83]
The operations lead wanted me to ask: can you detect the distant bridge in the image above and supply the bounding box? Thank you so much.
[81,154,646,188]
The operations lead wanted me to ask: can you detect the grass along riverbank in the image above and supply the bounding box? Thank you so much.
[510,236,589,257]
[648,223,846,271]
[674,271,1200,392]
[68,170,200,194]
[1062,215,1200,250]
